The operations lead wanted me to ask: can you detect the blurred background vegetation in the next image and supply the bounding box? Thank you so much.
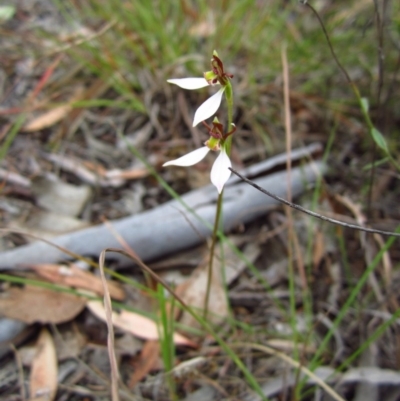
[49,0,400,193]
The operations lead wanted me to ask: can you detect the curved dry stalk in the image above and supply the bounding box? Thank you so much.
[99,249,120,401]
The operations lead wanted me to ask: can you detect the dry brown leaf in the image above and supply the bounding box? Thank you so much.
[170,239,258,328]
[105,168,149,181]
[29,328,57,401]
[53,327,86,361]
[0,285,86,324]
[30,263,125,301]
[24,83,87,133]
[176,262,228,329]
[87,301,196,348]
[24,104,72,132]
[128,340,160,388]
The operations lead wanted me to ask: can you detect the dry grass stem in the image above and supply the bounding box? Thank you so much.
[99,249,120,401]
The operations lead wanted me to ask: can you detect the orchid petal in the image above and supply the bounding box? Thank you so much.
[167,78,209,90]
[163,146,210,167]
[193,87,225,127]
[210,148,231,193]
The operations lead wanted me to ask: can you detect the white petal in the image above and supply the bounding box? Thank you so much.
[163,146,210,167]
[167,78,209,90]
[193,87,225,127]
[210,149,231,193]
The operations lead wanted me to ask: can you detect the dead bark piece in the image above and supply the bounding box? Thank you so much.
[0,144,324,270]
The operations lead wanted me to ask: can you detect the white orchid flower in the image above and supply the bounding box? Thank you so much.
[163,145,231,194]
[167,78,225,127]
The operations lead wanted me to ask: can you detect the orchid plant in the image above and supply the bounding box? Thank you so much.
[163,118,236,193]
[164,52,235,193]
[163,51,235,318]
[167,54,233,128]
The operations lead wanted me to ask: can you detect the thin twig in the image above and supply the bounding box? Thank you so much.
[303,3,352,86]
[229,167,400,238]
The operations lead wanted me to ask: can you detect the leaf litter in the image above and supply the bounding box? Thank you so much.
[0,1,400,400]
[29,328,58,401]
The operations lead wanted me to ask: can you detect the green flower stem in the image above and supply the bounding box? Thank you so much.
[224,81,234,154]
[203,192,224,320]
[203,80,234,319]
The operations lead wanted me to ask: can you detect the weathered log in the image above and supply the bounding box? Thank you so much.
[0,143,324,269]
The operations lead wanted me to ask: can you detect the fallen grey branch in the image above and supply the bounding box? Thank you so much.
[0,318,27,358]
[0,144,324,270]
